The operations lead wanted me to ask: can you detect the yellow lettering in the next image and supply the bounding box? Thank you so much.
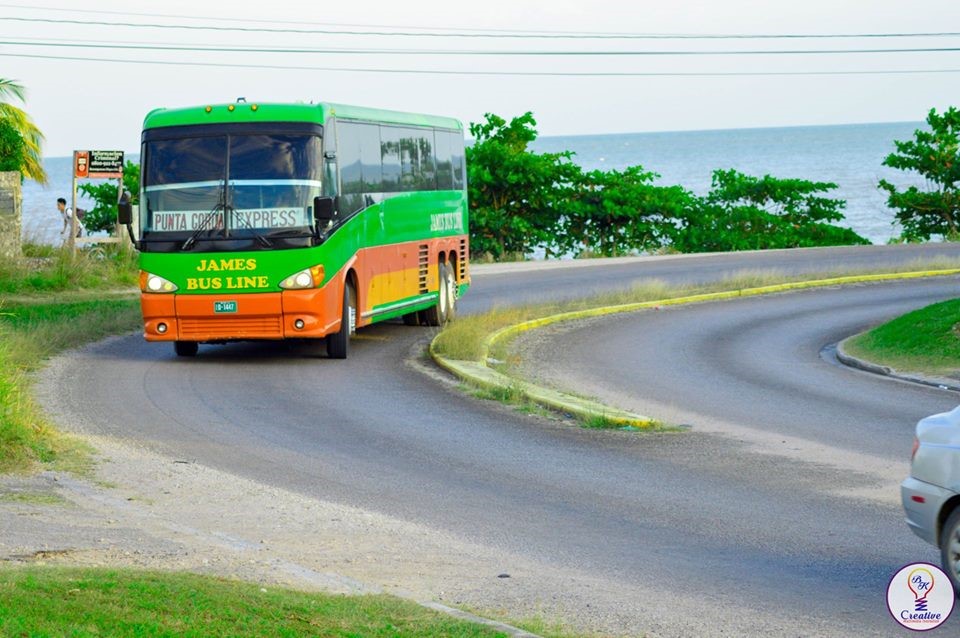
[196,261,207,272]
[240,276,257,288]
[246,259,257,270]
[187,278,198,290]
[256,276,268,288]
[212,278,222,289]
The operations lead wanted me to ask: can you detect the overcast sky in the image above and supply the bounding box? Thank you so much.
[3,0,959,156]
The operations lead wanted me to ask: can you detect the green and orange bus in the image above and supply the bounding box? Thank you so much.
[119,100,469,358]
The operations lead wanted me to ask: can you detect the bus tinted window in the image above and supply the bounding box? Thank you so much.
[380,126,401,192]
[399,128,420,192]
[449,131,465,190]
[418,132,436,190]
[434,130,453,190]
[146,136,226,186]
[358,123,383,194]
[337,122,363,213]
[230,134,322,181]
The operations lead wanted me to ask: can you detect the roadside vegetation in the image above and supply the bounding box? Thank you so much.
[0,77,45,183]
[844,298,960,377]
[0,244,140,473]
[435,261,960,364]
[434,262,960,428]
[0,566,508,637]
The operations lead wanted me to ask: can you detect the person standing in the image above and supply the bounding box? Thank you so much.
[56,197,82,238]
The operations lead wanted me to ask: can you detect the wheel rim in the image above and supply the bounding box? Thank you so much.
[445,270,456,313]
[438,269,448,316]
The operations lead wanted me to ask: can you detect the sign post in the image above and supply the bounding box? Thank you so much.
[71,150,124,256]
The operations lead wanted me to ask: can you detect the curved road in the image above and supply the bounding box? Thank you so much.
[42,245,960,636]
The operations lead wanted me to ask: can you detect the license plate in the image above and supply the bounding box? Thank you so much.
[214,301,237,313]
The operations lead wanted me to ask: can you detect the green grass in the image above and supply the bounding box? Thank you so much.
[0,566,508,638]
[0,490,72,506]
[0,244,141,474]
[0,297,142,473]
[0,242,138,294]
[844,297,960,376]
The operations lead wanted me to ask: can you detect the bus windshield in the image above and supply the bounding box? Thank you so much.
[142,133,323,248]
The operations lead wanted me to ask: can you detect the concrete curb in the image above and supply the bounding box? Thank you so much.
[835,338,960,393]
[430,268,960,429]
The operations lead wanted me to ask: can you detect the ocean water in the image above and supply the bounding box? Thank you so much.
[530,121,926,246]
[20,156,134,244]
[20,122,925,245]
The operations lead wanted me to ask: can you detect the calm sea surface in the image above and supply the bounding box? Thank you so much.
[21,122,925,245]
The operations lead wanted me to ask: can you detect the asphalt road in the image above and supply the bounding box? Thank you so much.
[44,244,960,636]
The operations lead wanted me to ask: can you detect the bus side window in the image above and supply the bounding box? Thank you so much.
[399,128,420,192]
[435,130,453,190]
[419,130,436,190]
[358,123,382,196]
[380,126,401,192]
[449,130,466,191]
[337,121,363,214]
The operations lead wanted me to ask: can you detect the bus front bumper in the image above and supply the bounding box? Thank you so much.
[142,287,341,342]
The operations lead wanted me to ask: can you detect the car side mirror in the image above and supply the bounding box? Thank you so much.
[313,196,336,225]
[117,191,133,225]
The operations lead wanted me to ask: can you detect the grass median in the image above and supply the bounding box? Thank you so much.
[843,297,960,378]
[434,259,960,424]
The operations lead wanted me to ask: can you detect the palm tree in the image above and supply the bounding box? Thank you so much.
[0,78,46,184]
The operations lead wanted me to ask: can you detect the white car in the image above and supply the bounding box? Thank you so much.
[902,405,960,595]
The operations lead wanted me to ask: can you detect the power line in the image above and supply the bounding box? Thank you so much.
[3,51,959,77]
[2,39,959,56]
[3,15,960,40]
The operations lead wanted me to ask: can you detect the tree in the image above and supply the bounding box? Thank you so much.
[466,112,581,259]
[561,166,694,257]
[78,161,140,234]
[879,107,960,241]
[0,79,46,184]
[669,169,868,252]
[0,119,25,174]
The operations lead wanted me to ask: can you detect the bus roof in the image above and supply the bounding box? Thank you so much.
[143,102,463,132]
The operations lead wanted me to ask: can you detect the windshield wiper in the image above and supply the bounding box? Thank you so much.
[181,179,226,251]
[228,206,273,248]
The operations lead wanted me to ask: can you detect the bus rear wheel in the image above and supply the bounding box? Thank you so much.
[424,262,455,327]
[327,281,356,359]
[174,341,198,357]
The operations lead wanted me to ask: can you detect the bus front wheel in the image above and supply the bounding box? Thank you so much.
[327,281,356,359]
[174,341,198,357]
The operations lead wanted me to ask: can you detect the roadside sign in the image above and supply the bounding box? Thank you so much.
[74,151,89,178]
[75,150,124,178]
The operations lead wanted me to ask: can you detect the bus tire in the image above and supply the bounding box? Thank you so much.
[423,262,452,327]
[443,263,457,322]
[174,341,198,357]
[327,280,356,359]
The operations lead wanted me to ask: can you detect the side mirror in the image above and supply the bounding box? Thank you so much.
[117,191,133,225]
[313,196,336,225]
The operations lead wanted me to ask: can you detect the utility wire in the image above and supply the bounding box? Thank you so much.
[3,51,959,77]
[2,39,959,56]
[3,15,960,40]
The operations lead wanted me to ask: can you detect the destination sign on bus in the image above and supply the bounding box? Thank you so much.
[151,208,310,232]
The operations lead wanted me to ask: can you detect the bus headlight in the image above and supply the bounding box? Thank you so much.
[139,270,178,293]
[279,265,324,290]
